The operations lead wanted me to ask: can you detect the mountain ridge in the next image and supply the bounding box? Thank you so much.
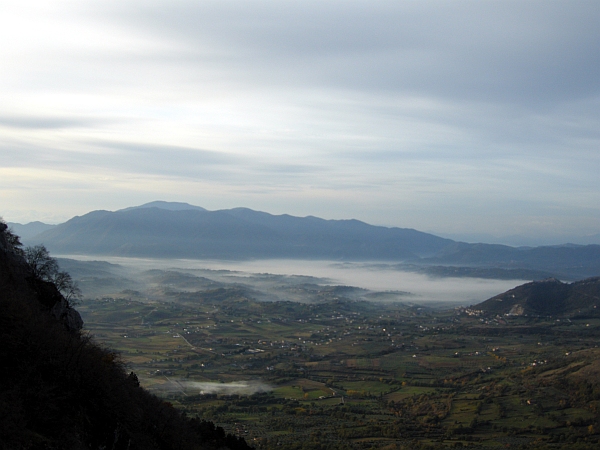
[31,204,452,261]
[119,200,207,212]
[8,220,57,240]
[19,202,600,280]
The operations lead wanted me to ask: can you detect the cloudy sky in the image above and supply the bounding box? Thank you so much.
[1,0,599,244]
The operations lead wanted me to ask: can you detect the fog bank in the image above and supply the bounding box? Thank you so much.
[60,255,529,304]
[153,379,272,396]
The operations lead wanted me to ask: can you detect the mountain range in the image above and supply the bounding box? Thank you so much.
[21,202,453,260]
[11,201,600,280]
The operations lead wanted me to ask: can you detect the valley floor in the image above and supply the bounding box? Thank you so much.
[78,285,600,449]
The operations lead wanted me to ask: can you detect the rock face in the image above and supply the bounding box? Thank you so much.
[51,296,84,331]
[475,277,600,317]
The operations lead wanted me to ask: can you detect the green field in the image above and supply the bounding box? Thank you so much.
[74,267,600,450]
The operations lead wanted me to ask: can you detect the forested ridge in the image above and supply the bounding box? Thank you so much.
[0,219,252,450]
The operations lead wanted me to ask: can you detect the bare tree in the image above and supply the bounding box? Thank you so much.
[24,244,82,305]
[52,270,82,304]
[25,245,59,280]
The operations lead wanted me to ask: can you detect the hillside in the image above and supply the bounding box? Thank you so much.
[7,220,56,240]
[425,241,600,280]
[30,203,452,260]
[475,276,600,317]
[0,220,252,450]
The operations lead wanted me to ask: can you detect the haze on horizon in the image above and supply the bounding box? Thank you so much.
[1,1,599,246]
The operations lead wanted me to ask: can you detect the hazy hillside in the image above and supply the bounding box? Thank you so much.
[120,200,207,212]
[425,242,600,279]
[7,220,56,240]
[475,276,600,317]
[23,202,600,280]
[32,203,452,260]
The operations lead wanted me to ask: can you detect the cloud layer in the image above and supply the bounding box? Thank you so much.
[1,0,599,243]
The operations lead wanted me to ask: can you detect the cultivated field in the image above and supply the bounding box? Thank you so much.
[74,264,600,449]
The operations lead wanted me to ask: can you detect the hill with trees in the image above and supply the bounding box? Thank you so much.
[474,276,600,317]
[0,219,252,450]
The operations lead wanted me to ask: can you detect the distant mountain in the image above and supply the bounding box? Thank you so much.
[26,202,600,280]
[119,200,206,212]
[437,231,600,247]
[7,220,56,241]
[474,277,600,317]
[423,242,600,279]
[32,203,452,260]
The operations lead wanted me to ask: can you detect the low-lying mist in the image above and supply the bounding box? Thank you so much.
[151,379,272,396]
[57,256,530,305]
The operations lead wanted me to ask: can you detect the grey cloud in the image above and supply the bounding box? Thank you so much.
[0,116,98,130]
[70,140,241,180]
[0,140,234,178]
[3,1,599,241]
[91,141,328,182]
[91,141,235,165]
[0,138,327,187]
[256,163,327,176]
[97,0,600,107]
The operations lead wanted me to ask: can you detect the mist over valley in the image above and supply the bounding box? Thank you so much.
[57,255,530,306]
[19,200,600,309]
[14,201,600,305]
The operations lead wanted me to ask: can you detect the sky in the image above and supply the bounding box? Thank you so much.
[1,0,599,245]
